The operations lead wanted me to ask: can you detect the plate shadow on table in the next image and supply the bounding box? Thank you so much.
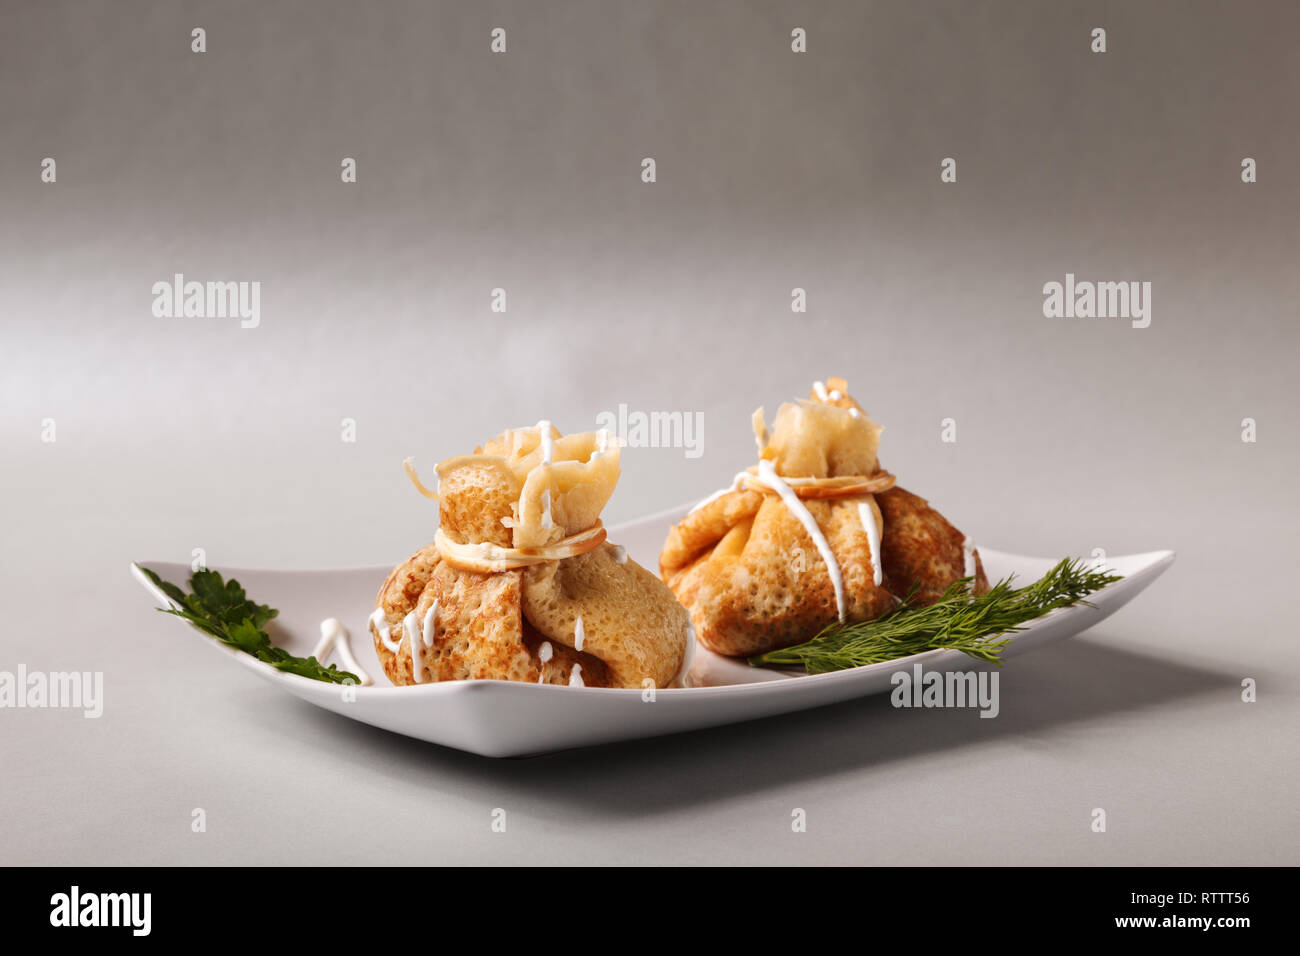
[269,633,1235,819]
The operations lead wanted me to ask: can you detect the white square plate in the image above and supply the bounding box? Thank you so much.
[132,505,1174,757]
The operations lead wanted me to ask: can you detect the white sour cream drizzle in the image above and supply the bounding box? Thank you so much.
[538,641,553,683]
[569,663,584,687]
[370,607,401,653]
[574,615,586,652]
[688,471,749,514]
[610,544,628,564]
[422,601,439,652]
[537,420,555,464]
[673,620,698,688]
[313,618,373,686]
[829,389,843,401]
[812,380,829,401]
[856,501,884,587]
[962,537,977,580]
[540,423,556,528]
[401,603,440,684]
[754,459,846,622]
[403,612,424,683]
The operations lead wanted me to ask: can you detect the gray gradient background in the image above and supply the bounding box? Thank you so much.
[2,1,1297,865]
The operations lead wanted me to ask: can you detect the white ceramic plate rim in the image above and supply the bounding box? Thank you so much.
[131,507,1175,702]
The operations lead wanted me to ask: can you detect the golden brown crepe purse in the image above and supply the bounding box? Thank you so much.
[370,422,691,688]
[659,378,989,658]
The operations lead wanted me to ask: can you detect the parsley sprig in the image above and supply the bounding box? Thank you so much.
[749,558,1121,673]
[137,564,359,684]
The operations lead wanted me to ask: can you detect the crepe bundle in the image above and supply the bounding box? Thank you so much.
[659,378,989,658]
[371,423,691,689]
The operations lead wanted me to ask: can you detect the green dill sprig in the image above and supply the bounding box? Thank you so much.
[137,564,359,684]
[749,558,1121,674]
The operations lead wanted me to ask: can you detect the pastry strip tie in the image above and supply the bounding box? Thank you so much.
[434,522,608,574]
[738,469,896,500]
